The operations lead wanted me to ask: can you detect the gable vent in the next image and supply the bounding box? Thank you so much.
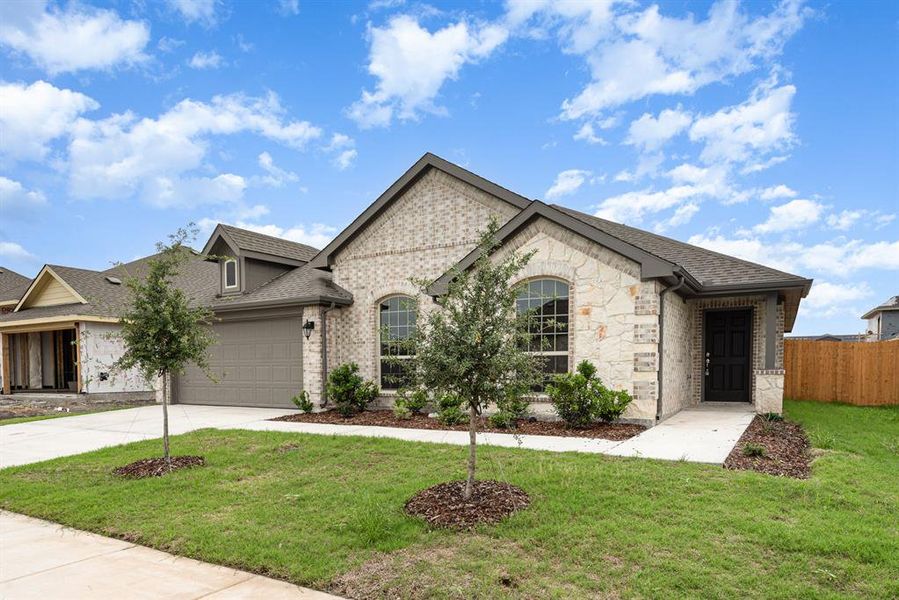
[105,276,122,285]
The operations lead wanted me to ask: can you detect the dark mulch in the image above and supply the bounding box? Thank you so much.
[724,416,811,478]
[272,410,644,441]
[113,456,205,479]
[405,480,531,529]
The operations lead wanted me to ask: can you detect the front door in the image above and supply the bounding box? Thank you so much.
[704,309,751,402]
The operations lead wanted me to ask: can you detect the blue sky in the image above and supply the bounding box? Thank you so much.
[1,0,896,336]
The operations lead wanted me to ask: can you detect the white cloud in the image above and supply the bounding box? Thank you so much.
[545,169,591,200]
[759,184,797,200]
[802,280,873,318]
[557,0,808,119]
[654,202,700,232]
[325,133,357,170]
[348,15,508,128]
[0,176,47,217]
[255,152,298,187]
[826,209,864,231]
[0,0,149,74]
[188,50,225,69]
[277,0,300,16]
[166,0,219,26]
[752,198,822,233]
[687,234,899,276]
[626,107,692,151]
[0,241,33,260]
[142,173,246,209]
[229,222,337,249]
[506,0,617,55]
[689,81,796,165]
[573,122,606,145]
[740,154,789,174]
[595,185,700,224]
[67,91,322,204]
[157,36,185,52]
[0,80,99,161]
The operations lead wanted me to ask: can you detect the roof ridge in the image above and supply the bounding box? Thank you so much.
[553,204,805,284]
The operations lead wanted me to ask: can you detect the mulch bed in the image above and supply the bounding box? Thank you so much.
[724,416,811,479]
[404,480,531,529]
[272,410,644,441]
[113,456,205,479]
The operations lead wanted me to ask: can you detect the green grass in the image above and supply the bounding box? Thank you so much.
[1,400,897,599]
[0,404,149,426]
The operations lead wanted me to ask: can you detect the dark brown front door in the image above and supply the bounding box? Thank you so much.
[704,309,751,402]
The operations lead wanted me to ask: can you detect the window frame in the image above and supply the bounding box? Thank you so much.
[516,277,571,387]
[223,259,238,290]
[378,294,416,390]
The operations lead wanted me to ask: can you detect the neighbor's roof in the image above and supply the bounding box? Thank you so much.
[0,266,30,303]
[554,206,811,290]
[861,296,899,319]
[0,253,220,323]
[207,224,319,263]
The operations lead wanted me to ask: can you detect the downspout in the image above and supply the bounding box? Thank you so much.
[320,302,337,407]
[657,274,686,422]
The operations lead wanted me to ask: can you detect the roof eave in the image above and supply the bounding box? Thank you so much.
[212,294,353,313]
[861,306,899,319]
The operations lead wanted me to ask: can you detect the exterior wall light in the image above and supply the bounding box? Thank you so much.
[302,319,315,339]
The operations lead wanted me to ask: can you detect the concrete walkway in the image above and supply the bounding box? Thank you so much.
[2,402,754,468]
[0,511,338,599]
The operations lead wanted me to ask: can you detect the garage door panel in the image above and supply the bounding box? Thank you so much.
[176,318,303,408]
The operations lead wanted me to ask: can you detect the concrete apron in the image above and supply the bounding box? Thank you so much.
[0,511,340,599]
[1,403,755,469]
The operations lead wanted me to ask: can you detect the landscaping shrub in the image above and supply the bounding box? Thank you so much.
[763,412,784,422]
[291,390,314,413]
[393,387,429,420]
[489,391,530,429]
[437,392,466,426]
[546,360,632,427]
[743,443,767,458]
[326,363,380,417]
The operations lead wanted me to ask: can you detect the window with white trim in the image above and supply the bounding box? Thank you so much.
[379,295,416,389]
[224,259,238,289]
[516,279,570,387]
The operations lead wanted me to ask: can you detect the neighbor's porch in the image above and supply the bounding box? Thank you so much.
[0,325,81,395]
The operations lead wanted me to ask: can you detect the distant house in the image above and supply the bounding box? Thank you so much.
[0,267,31,314]
[862,296,899,341]
[788,333,867,342]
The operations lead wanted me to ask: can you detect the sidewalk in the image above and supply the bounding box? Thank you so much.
[0,511,340,600]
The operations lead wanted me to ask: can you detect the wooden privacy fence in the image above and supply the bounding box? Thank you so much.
[784,339,899,406]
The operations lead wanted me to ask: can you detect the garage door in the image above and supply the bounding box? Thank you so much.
[176,318,302,408]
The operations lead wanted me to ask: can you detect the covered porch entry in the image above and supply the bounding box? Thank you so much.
[1,327,80,394]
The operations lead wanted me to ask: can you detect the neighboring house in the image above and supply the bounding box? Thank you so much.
[861,296,899,341]
[788,334,867,342]
[0,267,30,314]
[0,154,812,422]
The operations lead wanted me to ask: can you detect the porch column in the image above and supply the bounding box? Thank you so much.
[1,333,10,394]
[28,332,42,389]
[765,292,778,369]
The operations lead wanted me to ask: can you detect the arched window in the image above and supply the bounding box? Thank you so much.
[516,279,570,385]
[379,295,416,389]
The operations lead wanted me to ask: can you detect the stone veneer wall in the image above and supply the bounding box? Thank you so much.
[494,218,658,423]
[687,295,785,412]
[660,290,693,418]
[327,168,520,392]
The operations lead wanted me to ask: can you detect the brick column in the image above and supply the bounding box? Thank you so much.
[301,306,324,408]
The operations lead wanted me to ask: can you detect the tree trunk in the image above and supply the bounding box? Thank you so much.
[162,371,171,468]
[464,401,477,500]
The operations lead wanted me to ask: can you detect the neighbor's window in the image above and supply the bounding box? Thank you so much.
[379,295,416,389]
[516,279,570,387]
[224,259,238,289]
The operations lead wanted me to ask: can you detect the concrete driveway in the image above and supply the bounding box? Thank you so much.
[0,511,337,599]
[0,405,296,469]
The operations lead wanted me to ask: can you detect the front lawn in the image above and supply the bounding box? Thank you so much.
[1,400,897,599]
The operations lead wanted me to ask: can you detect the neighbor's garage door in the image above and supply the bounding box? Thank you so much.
[176,318,302,408]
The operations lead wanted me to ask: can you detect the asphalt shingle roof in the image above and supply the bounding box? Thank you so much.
[553,205,809,288]
[0,267,30,303]
[213,263,352,309]
[219,224,318,263]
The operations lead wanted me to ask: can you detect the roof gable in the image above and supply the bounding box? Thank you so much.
[202,224,318,266]
[309,152,532,270]
[15,266,88,311]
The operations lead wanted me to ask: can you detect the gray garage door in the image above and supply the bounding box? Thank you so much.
[176,318,302,408]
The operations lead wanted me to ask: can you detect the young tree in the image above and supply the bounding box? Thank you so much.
[410,220,541,500]
[114,226,216,467]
